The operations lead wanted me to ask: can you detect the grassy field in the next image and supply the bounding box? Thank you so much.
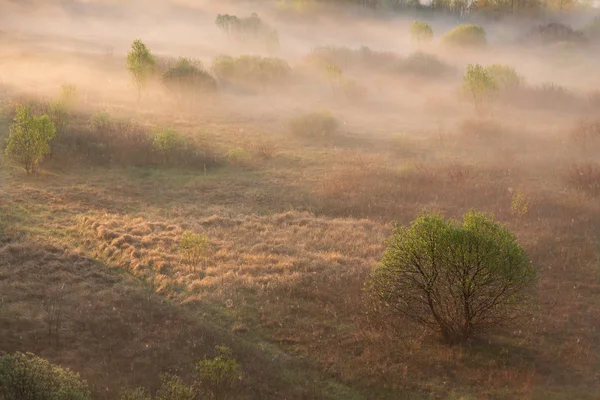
[2,3,600,399]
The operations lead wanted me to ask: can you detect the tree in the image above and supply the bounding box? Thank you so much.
[162,58,217,104]
[366,211,536,343]
[462,64,497,111]
[441,24,487,48]
[0,352,91,400]
[6,105,56,174]
[409,21,434,46]
[196,346,241,400]
[485,64,523,92]
[126,40,156,103]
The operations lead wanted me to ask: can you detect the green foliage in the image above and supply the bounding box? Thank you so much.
[120,388,151,400]
[0,352,91,400]
[91,111,112,133]
[155,374,195,400]
[211,55,290,88]
[162,58,217,103]
[462,64,497,110]
[410,20,434,45]
[367,211,536,343]
[196,346,241,400]
[151,129,186,164]
[442,24,487,48]
[215,13,279,50]
[48,100,70,137]
[126,39,156,101]
[179,230,209,267]
[227,147,252,167]
[511,189,530,219]
[396,52,455,78]
[290,111,338,138]
[6,105,56,174]
[485,64,523,91]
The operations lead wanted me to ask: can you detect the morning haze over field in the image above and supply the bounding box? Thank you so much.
[0,0,600,399]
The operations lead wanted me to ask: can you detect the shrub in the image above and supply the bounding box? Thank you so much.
[511,189,530,219]
[179,230,209,268]
[527,22,586,44]
[48,99,70,137]
[91,111,112,133]
[366,211,536,343]
[462,64,497,110]
[120,388,151,400]
[155,374,195,400]
[568,162,600,194]
[162,58,217,103]
[227,147,252,167]
[196,346,241,400]
[151,129,187,164]
[251,139,278,160]
[0,352,91,400]
[127,39,156,102]
[215,13,279,50]
[485,64,523,91]
[5,105,56,174]
[395,52,455,78]
[442,24,487,48]
[290,111,338,138]
[211,55,290,88]
[410,20,434,46]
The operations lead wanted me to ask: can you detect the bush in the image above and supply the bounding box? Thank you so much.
[215,13,279,50]
[120,388,151,400]
[366,211,536,343]
[485,64,523,91]
[155,374,195,400]
[462,64,497,110]
[442,24,487,48]
[527,22,586,44]
[127,39,156,102]
[227,147,252,167]
[211,55,290,88]
[91,111,112,133]
[568,162,600,194]
[151,129,187,164]
[290,111,338,138]
[5,105,56,174]
[162,58,217,103]
[0,352,91,400]
[410,20,434,45]
[196,346,241,400]
[179,230,209,268]
[395,52,455,78]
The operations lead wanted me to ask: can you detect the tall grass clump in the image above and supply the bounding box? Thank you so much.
[290,111,338,138]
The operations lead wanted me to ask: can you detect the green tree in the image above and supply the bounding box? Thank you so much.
[366,211,536,343]
[462,64,497,110]
[442,24,487,48]
[485,64,523,92]
[126,40,156,103]
[410,20,434,46]
[0,352,91,400]
[196,346,241,400]
[6,105,56,174]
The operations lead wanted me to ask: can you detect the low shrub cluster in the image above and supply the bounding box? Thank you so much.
[211,55,291,89]
[161,58,217,104]
[441,24,487,48]
[289,111,338,138]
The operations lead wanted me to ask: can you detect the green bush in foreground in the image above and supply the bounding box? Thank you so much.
[6,105,56,174]
[151,129,187,164]
[442,24,487,48]
[367,211,536,344]
[0,352,91,400]
[196,346,241,400]
[290,111,338,138]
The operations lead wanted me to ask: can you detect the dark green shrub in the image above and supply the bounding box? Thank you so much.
[290,111,338,138]
[442,25,487,48]
[196,346,241,400]
[162,58,217,103]
[366,211,536,343]
[0,352,91,400]
[5,105,56,174]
